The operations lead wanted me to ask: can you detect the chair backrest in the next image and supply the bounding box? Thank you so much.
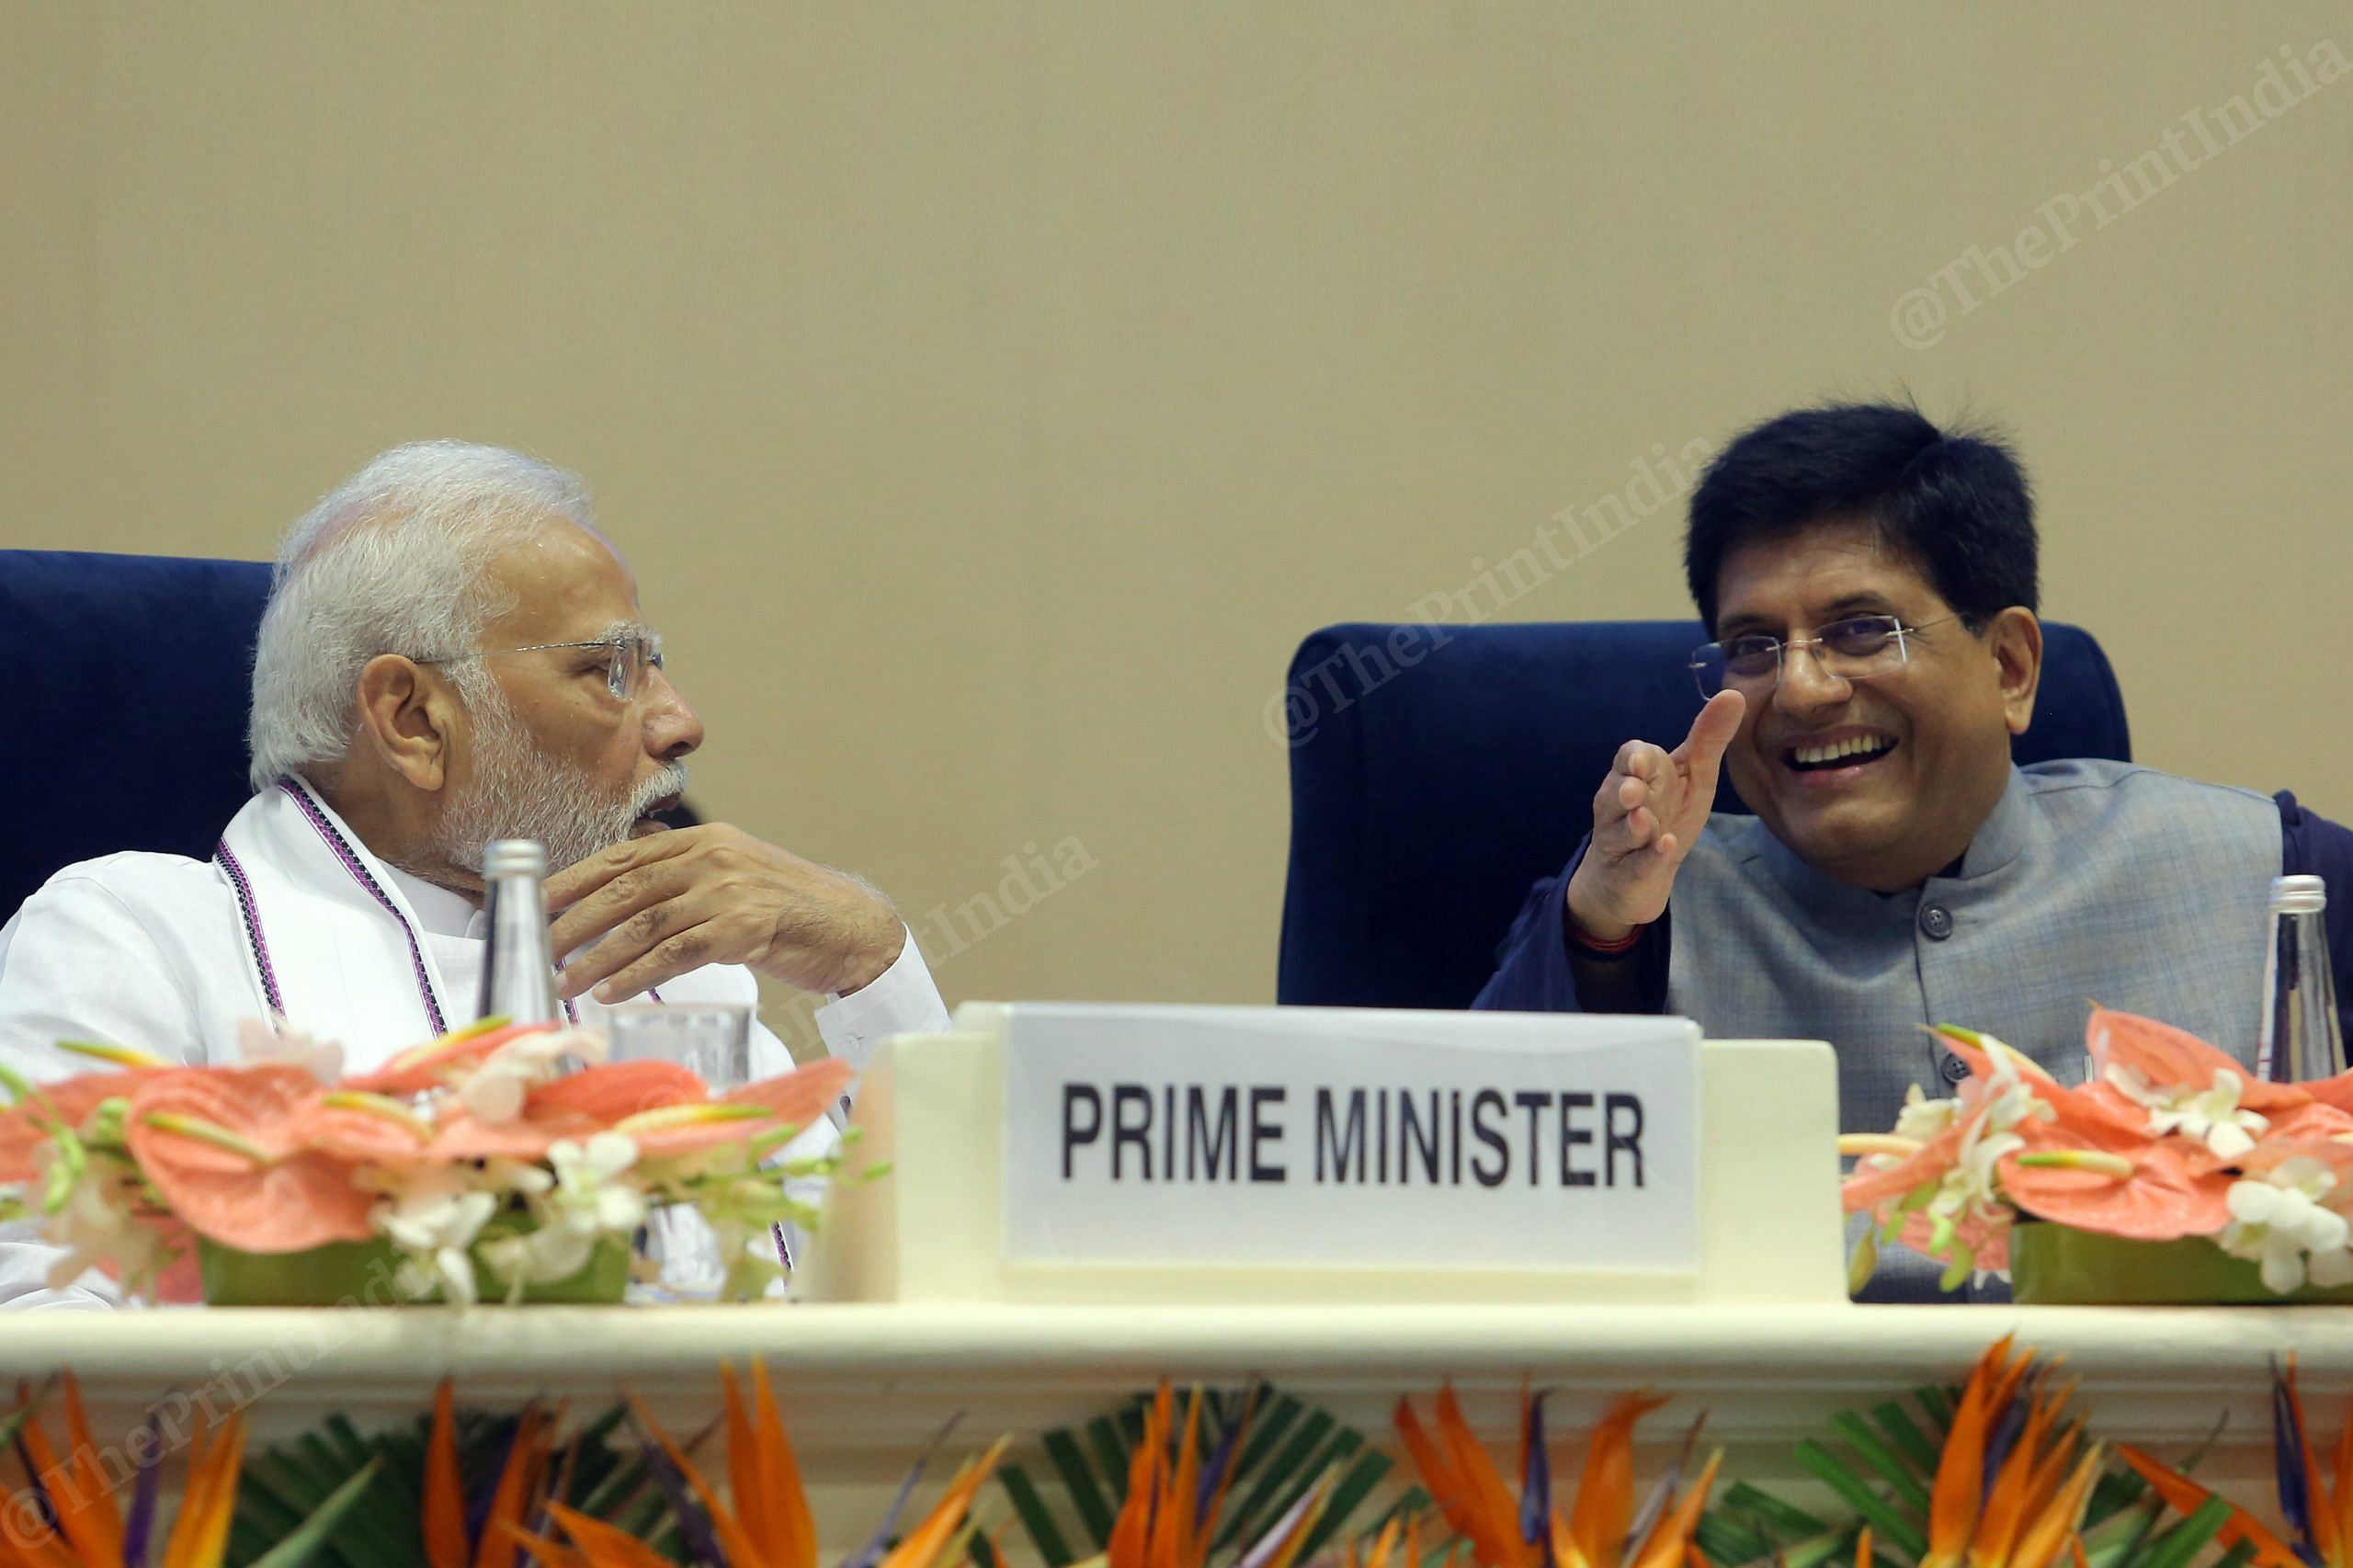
[0,551,273,919]
[0,549,720,924]
[1275,618,2131,1010]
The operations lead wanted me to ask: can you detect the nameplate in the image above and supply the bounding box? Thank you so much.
[997,1005,1700,1271]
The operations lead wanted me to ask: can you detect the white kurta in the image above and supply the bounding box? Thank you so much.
[0,778,952,1309]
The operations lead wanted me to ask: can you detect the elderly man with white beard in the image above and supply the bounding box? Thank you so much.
[0,441,950,1307]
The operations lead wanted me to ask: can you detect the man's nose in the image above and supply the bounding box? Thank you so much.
[1773,642,1853,711]
[642,667,704,761]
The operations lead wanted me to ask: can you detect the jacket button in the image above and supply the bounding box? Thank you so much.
[1919,903,1954,940]
[1941,1053,1972,1084]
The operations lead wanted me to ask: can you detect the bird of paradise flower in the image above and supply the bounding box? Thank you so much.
[2117,1355,2353,1568]
[1086,1382,1366,1568]
[1390,1383,1721,1568]
[0,1374,378,1568]
[511,1362,1006,1568]
[1700,1337,2237,1568]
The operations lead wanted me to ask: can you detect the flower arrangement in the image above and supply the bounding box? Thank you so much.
[1840,1006,2353,1297]
[0,1017,859,1305]
[4,1346,2275,1568]
[1700,1337,2241,1568]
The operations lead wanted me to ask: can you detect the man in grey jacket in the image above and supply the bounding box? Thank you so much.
[1477,401,2353,1159]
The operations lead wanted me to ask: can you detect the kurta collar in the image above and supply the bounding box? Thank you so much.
[385,866,487,939]
[214,776,461,1042]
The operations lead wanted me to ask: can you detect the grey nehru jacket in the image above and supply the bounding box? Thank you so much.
[1666,760,2279,1134]
[1474,759,2300,1300]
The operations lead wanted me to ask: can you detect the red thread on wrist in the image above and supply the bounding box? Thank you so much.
[1566,917,1643,955]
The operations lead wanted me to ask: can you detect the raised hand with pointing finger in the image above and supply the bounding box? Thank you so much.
[1563,689,1745,944]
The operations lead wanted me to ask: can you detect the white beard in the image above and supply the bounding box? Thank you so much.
[432,686,689,875]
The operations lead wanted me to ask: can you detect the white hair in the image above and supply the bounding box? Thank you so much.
[246,440,594,790]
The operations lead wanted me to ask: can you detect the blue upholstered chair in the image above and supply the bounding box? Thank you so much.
[1275,619,2131,1010]
[0,548,714,925]
[1,551,272,921]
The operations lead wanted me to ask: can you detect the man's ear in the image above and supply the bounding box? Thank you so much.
[353,654,460,792]
[1985,607,2043,737]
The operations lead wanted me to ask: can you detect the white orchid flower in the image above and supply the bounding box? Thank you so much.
[482,1133,649,1289]
[234,1017,346,1083]
[2220,1156,2353,1293]
[1893,1084,1960,1142]
[453,1028,602,1124]
[2107,1064,2268,1160]
[371,1169,500,1305]
[549,1133,647,1231]
[476,1224,598,1292]
[1866,1045,2052,1288]
[41,1154,169,1292]
[479,1156,554,1198]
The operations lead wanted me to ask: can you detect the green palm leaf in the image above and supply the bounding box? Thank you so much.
[244,1457,390,1568]
[227,1402,676,1568]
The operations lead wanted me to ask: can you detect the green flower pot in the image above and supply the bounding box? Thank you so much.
[197,1234,631,1307]
[2008,1221,2353,1306]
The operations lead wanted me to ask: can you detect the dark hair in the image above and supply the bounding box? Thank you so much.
[1683,401,2038,633]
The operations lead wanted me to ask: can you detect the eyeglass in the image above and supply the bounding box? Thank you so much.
[1688,613,1963,699]
[415,631,665,702]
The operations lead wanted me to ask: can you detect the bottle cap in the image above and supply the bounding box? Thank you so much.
[2271,874,2327,915]
[482,839,547,879]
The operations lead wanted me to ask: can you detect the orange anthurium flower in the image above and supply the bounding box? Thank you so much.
[339,1018,545,1096]
[2249,1103,2353,1150]
[0,1069,169,1183]
[1999,1113,2233,1239]
[426,1057,857,1165]
[718,1058,858,1131]
[528,1061,709,1122]
[121,1066,374,1253]
[298,1093,438,1163]
[1841,1117,1973,1214]
[2087,1007,2307,1114]
[1888,1204,2013,1278]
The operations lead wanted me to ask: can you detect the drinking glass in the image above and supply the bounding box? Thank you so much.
[605,1004,753,1301]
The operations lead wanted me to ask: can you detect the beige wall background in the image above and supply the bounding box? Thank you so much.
[6,5,2349,1047]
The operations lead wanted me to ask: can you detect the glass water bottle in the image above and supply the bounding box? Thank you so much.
[477,839,560,1025]
[2258,874,2345,1082]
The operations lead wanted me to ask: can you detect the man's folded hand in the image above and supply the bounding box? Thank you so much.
[545,824,905,1003]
